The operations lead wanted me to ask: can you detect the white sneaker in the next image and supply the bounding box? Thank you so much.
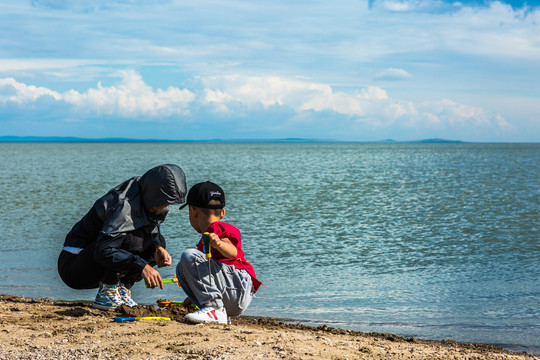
[92,283,123,310]
[117,284,138,307]
[185,306,228,324]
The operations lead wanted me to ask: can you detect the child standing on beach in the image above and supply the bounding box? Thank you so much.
[176,181,262,324]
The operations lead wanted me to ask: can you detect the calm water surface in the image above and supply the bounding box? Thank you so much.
[0,143,538,353]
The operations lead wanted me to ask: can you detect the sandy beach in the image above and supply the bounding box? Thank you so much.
[0,295,537,360]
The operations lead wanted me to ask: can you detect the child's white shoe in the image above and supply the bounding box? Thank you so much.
[185,306,228,324]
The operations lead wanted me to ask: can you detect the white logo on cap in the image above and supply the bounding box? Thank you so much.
[210,191,221,197]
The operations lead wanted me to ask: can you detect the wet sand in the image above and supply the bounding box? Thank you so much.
[0,295,537,360]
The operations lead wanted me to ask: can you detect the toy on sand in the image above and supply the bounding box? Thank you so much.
[156,299,198,309]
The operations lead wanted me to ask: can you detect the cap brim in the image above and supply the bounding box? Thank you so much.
[179,203,188,210]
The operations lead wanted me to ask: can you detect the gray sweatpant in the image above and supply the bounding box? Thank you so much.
[176,248,253,316]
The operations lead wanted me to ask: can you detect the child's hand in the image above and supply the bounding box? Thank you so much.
[208,232,238,258]
[155,246,172,267]
[208,232,222,249]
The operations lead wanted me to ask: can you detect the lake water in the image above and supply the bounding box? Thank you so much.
[0,142,538,354]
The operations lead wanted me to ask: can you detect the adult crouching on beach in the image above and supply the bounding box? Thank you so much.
[58,164,187,310]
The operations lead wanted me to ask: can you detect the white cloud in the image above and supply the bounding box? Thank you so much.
[375,0,462,13]
[0,70,196,118]
[201,75,331,108]
[30,0,159,12]
[0,77,61,103]
[495,114,514,131]
[443,2,540,59]
[201,75,389,118]
[63,70,195,117]
[430,99,491,126]
[0,59,94,72]
[374,68,413,81]
[0,71,517,136]
[195,74,511,134]
[363,0,540,64]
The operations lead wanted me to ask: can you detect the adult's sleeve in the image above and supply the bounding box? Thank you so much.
[152,232,166,251]
[93,232,148,275]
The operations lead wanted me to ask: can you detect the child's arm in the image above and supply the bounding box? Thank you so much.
[208,232,238,258]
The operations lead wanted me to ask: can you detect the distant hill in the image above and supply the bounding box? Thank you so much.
[414,138,463,143]
[0,136,464,143]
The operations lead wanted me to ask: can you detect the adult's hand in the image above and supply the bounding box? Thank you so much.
[155,246,172,268]
[142,264,163,289]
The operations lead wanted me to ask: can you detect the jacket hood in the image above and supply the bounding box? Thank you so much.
[140,164,187,210]
[95,164,186,235]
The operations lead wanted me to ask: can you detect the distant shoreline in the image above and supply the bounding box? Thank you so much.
[2,136,539,144]
[0,135,476,143]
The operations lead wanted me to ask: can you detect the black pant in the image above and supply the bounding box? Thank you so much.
[57,241,146,290]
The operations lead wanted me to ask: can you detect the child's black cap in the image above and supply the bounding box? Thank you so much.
[179,181,225,210]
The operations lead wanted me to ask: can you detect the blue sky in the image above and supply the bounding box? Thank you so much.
[0,0,539,142]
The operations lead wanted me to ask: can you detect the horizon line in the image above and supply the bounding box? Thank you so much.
[1,135,538,144]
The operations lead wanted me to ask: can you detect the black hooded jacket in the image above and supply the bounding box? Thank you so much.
[63,164,186,275]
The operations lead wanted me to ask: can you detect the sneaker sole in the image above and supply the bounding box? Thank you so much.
[185,315,228,325]
[92,302,119,310]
